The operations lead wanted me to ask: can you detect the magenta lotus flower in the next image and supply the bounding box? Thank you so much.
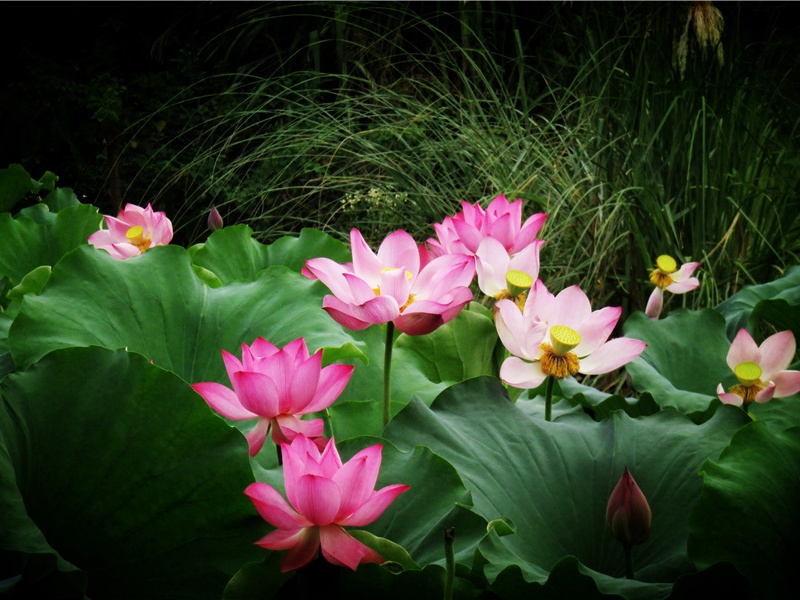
[191,337,354,456]
[645,254,700,319]
[495,280,647,389]
[207,205,224,231]
[245,434,409,572]
[426,194,547,259]
[88,202,173,259]
[606,467,652,546]
[305,228,474,336]
[716,328,800,407]
[475,237,544,305]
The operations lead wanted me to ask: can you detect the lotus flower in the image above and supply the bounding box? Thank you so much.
[475,236,544,307]
[207,205,223,231]
[305,228,474,336]
[716,328,800,406]
[645,254,700,319]
[88,203,173,259]
[426,194,547,259]
[245,434,409,572]
[606,467,652,547]
[495,280,646,389]
[191,337,353,456]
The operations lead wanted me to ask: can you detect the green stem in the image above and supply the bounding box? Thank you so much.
[443,527,455,600]
[544,375,555,422]
[624,542,634,579]
[383,322,395,428]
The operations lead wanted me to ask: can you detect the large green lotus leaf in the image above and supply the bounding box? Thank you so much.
[622,309,731,420]
[384,377,750,598]
[190,225,351,284]
[715,265,800,339]
[688,422,800,598]
[8,245,366,383]
[226,438,492,597]
[0,163,38,213]
[0,203,101,286]
[0,346,266,599]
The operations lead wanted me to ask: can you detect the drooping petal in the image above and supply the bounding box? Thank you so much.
[771,370,800,398]
[322,294,400,330]
[190,381,257,420]
[245,418,271,456]
[669,261,700,283]
[319,524,383,570]
[500,356,547,389]
[758,330,796,377]
[716,383,744,407]
[258,527,321,572]
[727,329,761,371]
[245,482,310,530]
[304,257,356,301]
[578,337,646,375]
[338,483,410,527]
[645,287,663,319]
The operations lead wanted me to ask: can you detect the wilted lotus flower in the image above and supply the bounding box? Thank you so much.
[305,228,474,336]
[207,205,223,231]
[88,203,173,259]
[192,337,353,456]
[246,434,409,572]
[606,467,652,547]
[716,328,800,407]
[645,254,700,319]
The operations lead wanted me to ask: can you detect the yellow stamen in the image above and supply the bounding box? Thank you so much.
[539,343,580,379]
[506,270,533,298]
[728,382,764,405]
[649,255,677,289]
[125,225,152,253]
[549,325,581,356]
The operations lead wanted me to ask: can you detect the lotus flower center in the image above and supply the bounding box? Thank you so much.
[649,255,677,289]
[550,325,581,356]
[734,361,762,386]
[125,225,152,253]
[506,270,533,297]
[656,255,677,273]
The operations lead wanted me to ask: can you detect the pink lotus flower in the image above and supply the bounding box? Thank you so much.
[495,280,646,388]
[645,254,700,319]
[475,237,544,305]
[88,203,173,259]
[606,467,651,546]
[245,434,409,572]
[191,337,353,456]
[716,328,800,407]
[207,205,224,231]
[426,194,547,259]
[305,228,474,336]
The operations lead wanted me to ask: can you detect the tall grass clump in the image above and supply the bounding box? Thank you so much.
[122,1,800,314]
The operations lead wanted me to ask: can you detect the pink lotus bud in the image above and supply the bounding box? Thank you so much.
[606,467,651,546]
[207,206,223,231]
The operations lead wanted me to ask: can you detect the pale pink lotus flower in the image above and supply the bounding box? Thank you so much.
[88,203,173,259]
[191,337,353,456]
[425,194,547,259]
[474,237,544,306]
[495,280,647,389]
[245,434,409,572]
[606,467,651,547]
[645,254,700,319]
[305,228,474,336]
[716,328,800,407]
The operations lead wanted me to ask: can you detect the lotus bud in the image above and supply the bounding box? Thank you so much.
[207,206,223,231]
[606,467,651,546]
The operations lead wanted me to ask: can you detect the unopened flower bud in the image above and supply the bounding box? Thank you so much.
[606,467,651,546]
[208,206,223,231]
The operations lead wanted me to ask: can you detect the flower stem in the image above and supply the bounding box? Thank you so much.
[383,322,395,428]
[444,527,455,600]
[544,375,555,422]
[624,542,634,579]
